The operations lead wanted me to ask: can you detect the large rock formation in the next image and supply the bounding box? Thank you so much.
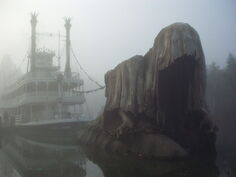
[78,23,216,158]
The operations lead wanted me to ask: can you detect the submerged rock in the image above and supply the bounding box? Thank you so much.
[78,23,216,158]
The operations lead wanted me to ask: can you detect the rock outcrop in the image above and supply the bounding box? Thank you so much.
[78,23,216,158]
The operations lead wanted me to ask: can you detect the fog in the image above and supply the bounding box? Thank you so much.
[0,0,236,117]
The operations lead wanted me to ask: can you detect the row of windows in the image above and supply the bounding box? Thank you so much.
[2,82,58,100]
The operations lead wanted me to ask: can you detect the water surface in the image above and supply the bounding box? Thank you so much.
[0,134,234,177]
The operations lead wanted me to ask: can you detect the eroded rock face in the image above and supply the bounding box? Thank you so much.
[104,23,208,135]
[78,23,216,157]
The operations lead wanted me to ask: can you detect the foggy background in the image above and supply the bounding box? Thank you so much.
[0,0,236,118]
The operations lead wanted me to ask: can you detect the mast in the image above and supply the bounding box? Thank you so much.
[64,18,72,78]
[30,13,37,73]
[58,31,61,69]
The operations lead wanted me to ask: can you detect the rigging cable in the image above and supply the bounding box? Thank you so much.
[78,87,105,94]
[70,45,105,94]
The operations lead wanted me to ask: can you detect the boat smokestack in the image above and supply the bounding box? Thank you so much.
[30,13,37,73]
[64,18,72,78]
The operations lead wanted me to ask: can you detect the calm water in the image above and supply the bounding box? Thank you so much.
[0,133,234,177]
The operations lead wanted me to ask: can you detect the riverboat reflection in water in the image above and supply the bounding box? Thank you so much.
[0,134,233,177]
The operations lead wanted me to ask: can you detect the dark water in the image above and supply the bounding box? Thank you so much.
[0,133,234,177]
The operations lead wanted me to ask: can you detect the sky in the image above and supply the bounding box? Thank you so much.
[0,0,236,116]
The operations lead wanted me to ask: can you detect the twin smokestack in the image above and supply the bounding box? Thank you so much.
[30,13,72,78]
[30,13,37,73]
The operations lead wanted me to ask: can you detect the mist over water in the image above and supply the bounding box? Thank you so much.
[0,0,236,117]
[0,1,236,176]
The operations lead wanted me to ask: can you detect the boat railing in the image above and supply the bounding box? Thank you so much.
[71,72,80,80]
[71,113,83,119]
[64,72,84,86]
[1,90,85,108]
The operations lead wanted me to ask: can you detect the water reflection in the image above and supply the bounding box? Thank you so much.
[84,146,220,177]
[0,134,232,177]
[0,135,88,177]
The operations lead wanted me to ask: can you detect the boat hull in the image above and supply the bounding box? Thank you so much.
[9,120,87,144]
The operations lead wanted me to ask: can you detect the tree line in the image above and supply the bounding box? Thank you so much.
[206,53,236,149]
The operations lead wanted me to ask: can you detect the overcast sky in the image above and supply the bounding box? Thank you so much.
[0,0,236,116]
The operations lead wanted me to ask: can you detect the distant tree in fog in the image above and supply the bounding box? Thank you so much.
[0,55,22,93]
[206,54,236,148]
[226,54,236,91]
